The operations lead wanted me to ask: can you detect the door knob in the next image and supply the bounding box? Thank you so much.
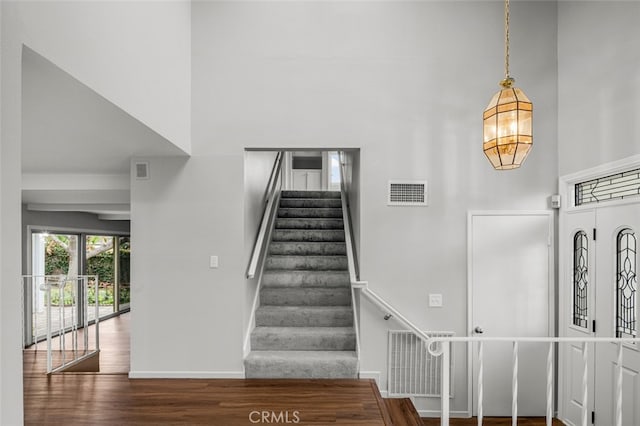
[474,326,484,334]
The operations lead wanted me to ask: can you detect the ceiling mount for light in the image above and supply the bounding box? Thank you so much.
[482,0,533,170]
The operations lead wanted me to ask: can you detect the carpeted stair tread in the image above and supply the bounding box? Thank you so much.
[262,270,351,287]
[272,229,345,242]
[256,306,354,327]
[281,190,341,199]
[275,218,344,229]
[260,287,351,306]
[247,190,357,379]
[244,351,358,379]
[278,208,343,218]
[251,326,356,351]
[269,242,347,256]
[280,198,342,208]
[266,255,348,271]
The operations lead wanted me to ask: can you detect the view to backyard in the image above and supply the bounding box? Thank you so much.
[29,234,130,343]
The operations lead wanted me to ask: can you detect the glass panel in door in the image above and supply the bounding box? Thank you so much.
[86,235,116,321]
[30,232,80,343]
[118,237,131,311]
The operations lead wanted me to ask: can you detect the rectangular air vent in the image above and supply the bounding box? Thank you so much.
[388,180,428,206]
[388,330,454,397]
[135,162,149,180]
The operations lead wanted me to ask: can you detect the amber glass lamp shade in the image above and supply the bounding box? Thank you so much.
[482,81,533,170]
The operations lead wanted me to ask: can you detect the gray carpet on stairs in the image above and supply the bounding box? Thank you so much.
[245,190,358,379]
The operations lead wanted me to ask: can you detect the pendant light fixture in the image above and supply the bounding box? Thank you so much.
[483,0,533,170]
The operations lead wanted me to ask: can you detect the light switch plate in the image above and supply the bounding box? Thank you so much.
[210,255,219,269]
[429,293,443,308]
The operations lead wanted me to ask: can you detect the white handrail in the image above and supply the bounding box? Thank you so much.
[427,335,640,426]
[247,151,284,279]
[338,151,359,285]
[360,286,433,345]
[337,151,361,361]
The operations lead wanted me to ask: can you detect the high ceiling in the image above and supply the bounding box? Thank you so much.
[21,47,188,219]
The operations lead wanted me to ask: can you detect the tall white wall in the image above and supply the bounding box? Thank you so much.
[1,3,24,423]
[1,2,190,422]
[130,0,558,414]
[10,0,191,153]
[558,1,640,176]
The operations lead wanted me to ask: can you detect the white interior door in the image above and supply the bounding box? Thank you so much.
[560,209,596,425]
[469,212,552,416]
[292,170,322,191]
[593,203,640,426]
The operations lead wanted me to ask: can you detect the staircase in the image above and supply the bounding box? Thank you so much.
[244,190,358,379]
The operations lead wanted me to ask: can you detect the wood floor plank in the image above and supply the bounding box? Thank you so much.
[422,417,564,425]
[23,314,563,425]
[24,316,387,424]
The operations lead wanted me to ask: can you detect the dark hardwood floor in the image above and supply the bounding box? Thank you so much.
[422,418,564,425]
[23,314,387,425]
[24,314,565,425]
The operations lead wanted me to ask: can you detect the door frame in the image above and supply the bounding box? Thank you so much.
[466,210,555,417]
[558,154,640,423]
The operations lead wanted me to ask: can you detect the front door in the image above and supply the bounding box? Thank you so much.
[470,212,552,416]
[561,202,640,425]
[561,209,596,424]
[593,203,640,426]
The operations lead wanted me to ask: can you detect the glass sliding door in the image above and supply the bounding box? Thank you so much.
[86,235,116,321]
[118,237,131,312]
[29,232,80,344]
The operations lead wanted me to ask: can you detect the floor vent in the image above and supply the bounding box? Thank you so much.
[388,330,454,397]
[388,181,428,206]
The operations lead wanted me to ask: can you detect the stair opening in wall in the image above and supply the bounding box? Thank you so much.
[243,148,360,379]
[286,151,342,192]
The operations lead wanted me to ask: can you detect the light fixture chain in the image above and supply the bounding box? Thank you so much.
[505,0,510,79]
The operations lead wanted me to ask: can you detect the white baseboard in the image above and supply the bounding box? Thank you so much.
[359,370,380,382]
[418,410,470,418]
[128,371,245,379]
[359,371,387,396]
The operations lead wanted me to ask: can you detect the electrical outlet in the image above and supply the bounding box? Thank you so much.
[210,255,219,269]
[429,293,443,308]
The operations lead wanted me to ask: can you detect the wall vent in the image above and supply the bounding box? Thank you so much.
[388,330,454,398]
[388,180,428,206]
[135,162,149,180]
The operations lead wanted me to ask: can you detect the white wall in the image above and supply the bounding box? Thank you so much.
[0,0,4,418]
[129,0,558,414]
[558,1,640,176]
[1,2,190,422]
[244,150,279,345]
[1,3,24,423]
[11,0,192,153]
[129,155,247,376]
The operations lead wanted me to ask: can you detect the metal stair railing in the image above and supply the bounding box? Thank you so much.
[247,151,284,279]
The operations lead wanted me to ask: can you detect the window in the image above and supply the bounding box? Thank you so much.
[573,231,589,329]
[616,228,637,338]
[575,167,640,206]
